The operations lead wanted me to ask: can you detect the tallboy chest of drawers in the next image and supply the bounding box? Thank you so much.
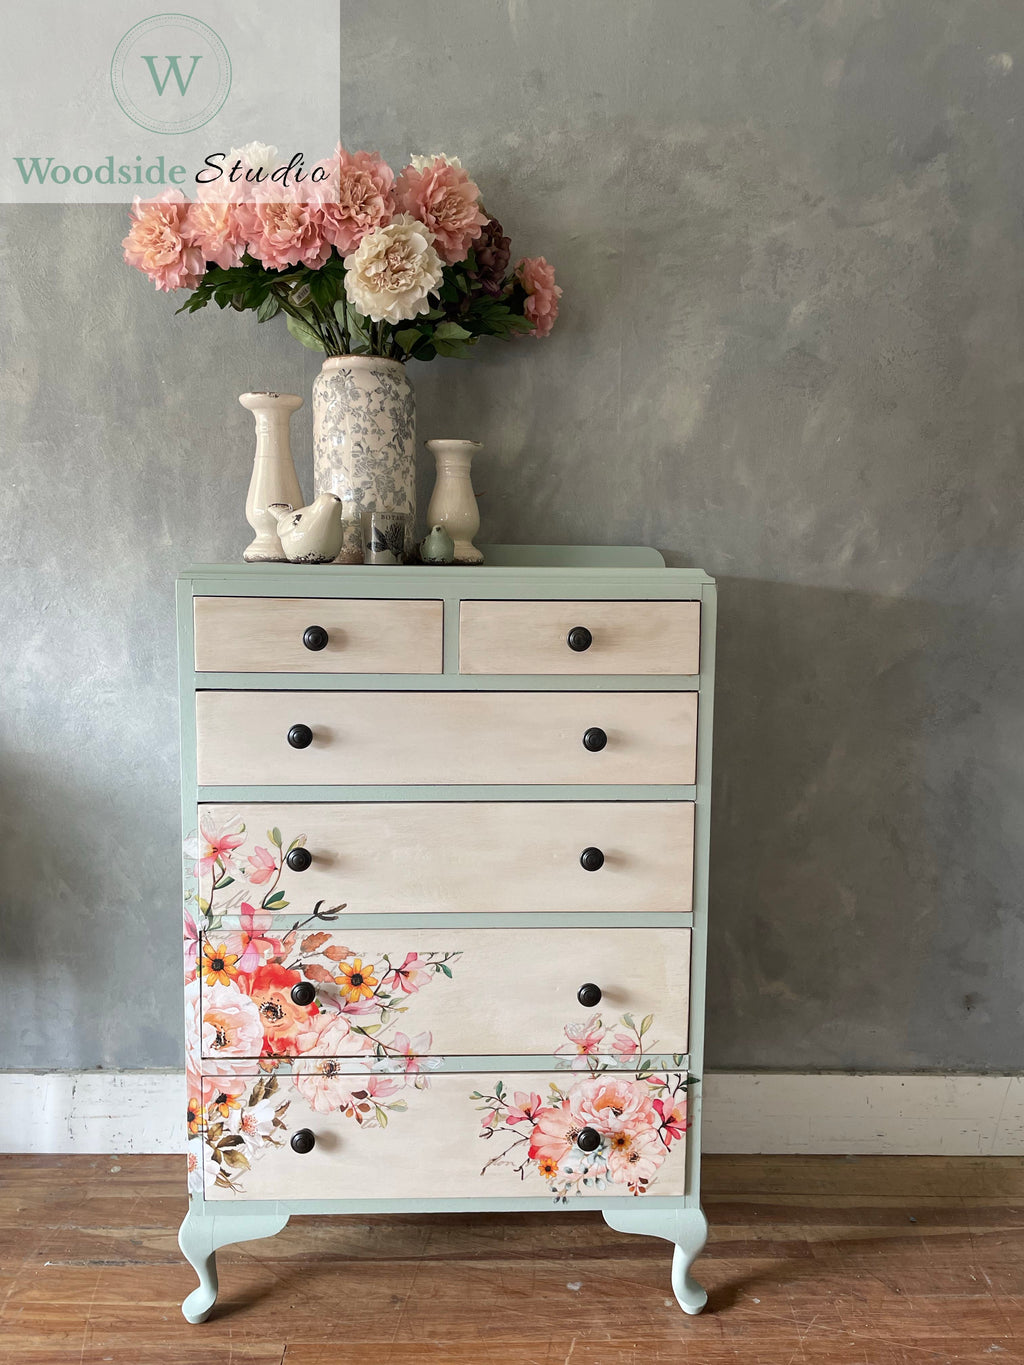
[176,545,716,1323]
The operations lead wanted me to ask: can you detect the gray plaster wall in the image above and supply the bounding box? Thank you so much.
[2,0,1022,1073]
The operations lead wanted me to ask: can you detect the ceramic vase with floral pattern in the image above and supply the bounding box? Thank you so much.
[312,355,416,563]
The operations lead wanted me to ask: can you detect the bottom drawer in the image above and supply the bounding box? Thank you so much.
[196,1067,689,1202]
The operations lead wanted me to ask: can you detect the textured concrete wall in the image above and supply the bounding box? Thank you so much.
[1,0,1022,1071]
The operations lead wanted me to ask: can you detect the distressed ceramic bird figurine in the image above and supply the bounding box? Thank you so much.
[269,494,345,564]
[420,524,455,565]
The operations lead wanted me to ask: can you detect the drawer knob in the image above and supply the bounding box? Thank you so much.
[582,726,607,752]
[290,981,316,1007]
[290,1128,316,1154]
[577,982,603,1008]
[287,724,313,749]
[286,847,313,873]
[576,1126,601,1153]
[579,846,604,872]
[566,626,593,653]
[303,625,329,652]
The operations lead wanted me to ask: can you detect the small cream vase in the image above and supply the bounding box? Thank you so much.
[425,440,483,565]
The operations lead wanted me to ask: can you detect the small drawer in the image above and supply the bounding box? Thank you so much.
[195,691,697,786]
[194,801,694,915]
[199,1066,689,1200]
[193,597,443,673]
[197,927,690,1060]
[460,600,700,675]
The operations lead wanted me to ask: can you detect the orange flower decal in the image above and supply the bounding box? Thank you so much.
[335,958,378,1003]
[187,1095,203,1135]
[538,1157,559,1178]
[202,942,239,986]
[207,1087,241,1119]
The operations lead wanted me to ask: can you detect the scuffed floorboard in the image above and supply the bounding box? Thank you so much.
[0,1154,1022,1363]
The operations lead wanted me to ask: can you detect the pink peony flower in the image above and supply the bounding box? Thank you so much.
[528,1100,580,1164]
[395,156,487,264]
[246,846,277,886]
[123,189,205,292]
[228,903,283,974]
[296,1008,373,1059]
[201,980,264,1058]
[317,146,395,254]
[554,1014,606,1069]
[187,192,248,269]
[385,951,433,995]
[295,1058,366,1113]
[240,191,330,271]
[606,1126,666,1190]
[569,1075,657,1137]
[517,256,561,337]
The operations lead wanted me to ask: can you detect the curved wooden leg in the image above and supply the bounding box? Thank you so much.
[178,1204,290,1323]
[603,1205,708,1315]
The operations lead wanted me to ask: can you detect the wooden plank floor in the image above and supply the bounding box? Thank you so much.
[0,1154,1022,1364]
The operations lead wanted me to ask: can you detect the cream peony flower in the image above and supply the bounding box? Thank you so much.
[343,215,444,323]
[228,141,279,176]
[408,152,462,171]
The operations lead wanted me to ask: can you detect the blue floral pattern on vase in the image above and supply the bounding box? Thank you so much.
[312,356,416,562]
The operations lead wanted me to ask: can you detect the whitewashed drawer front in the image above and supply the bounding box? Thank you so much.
[203,1068,689,1202]
[198,927,690,1060]
[196,801,694,914]
[195,690,697,787]
[193,597,443,673]
[460,600,700,675]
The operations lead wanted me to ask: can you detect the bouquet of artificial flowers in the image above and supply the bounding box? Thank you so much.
[123,144,560,361]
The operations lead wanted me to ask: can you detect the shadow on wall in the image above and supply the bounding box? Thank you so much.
[706,572,1024,1074]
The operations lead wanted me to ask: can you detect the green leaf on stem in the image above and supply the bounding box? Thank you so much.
[256,294,280,323]
[286,313,326,351]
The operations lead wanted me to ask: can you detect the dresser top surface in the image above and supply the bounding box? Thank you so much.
[180,545,713,583]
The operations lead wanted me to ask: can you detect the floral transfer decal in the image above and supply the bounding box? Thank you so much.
[184,814,459,1194]
[474,1013,689,1200]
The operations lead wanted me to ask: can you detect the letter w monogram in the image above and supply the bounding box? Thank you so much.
[140,54,202,96]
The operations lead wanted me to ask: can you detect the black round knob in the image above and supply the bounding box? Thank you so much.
[576,1127,601,1153]
[287,724,313,749]
[577,982,602,1008]
[286,847,313,873]
[290,981,316,1007]
[582,727,607,752]
[567,626,593,653]
[303,625,329,652]
[290,1128,316,1154]
[580,846,605,872]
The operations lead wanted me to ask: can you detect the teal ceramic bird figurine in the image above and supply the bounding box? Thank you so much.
[420,524,455,565]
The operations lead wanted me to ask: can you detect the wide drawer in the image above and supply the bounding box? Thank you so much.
[193,597,443,673]
[199,1065,689,1200]
[460,600,700,675]
[197,927,690,1060]
[195,691,697,786]
[194,801,694,915]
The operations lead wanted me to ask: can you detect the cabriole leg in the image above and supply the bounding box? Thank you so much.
[177,1204,290,1323]
[603,1205,708,1315]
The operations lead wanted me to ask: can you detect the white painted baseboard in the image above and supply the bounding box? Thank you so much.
[0,1071,1020,1156]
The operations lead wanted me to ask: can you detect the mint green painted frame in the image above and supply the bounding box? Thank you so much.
[176,545,716,1218]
